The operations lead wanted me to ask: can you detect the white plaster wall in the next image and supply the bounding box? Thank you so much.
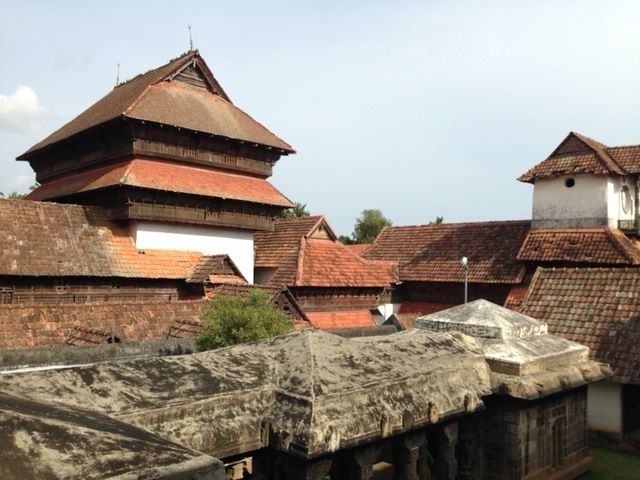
[532,175,609,228]
[131,221,254,283]
[587,381,622,435]
[607,176,636,226]
[377,303,400,320]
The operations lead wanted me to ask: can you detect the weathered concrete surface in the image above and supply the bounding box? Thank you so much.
[0,392,224,480]
[0,329,492,459]
[416,300,610,398]
[415,299,548,340]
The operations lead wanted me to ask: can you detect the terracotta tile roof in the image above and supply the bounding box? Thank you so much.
[187,255,246,284]
[518,131,633,183]
[64,326,117,346]
[167,318,203,340]
[607,145,640,172]
[342,244,369,256]
[20,51,293,157]
[298,238,398,287]
[0,198,209,279]
[518,228,640,265]
[0,300,206,349]
[27,158,294,207]
[305,309,376,329]
[254,216,398,287]
[364,221,530,283]
[519,267,640,384]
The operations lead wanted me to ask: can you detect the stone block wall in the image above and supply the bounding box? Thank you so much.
[482,387,588,479]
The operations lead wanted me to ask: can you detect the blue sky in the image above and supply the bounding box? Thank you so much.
[1,1,639,236]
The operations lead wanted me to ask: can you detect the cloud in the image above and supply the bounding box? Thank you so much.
[0,86,51,134]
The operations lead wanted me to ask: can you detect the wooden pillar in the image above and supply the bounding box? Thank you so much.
[393,431,426,480]
[433,422,458,480]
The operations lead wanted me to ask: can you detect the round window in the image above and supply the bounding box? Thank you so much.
[564,178,575,188]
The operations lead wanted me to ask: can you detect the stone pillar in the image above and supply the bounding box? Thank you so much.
[393,431,426,480]
[341,444,382,480]
[253,451,332,480]
[433,422,458,480]
[285,457,332,480]
[456,417,481,480]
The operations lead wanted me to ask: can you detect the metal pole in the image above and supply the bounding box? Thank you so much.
[464,265,468,304]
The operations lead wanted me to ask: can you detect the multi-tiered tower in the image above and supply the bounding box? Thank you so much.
[18,51,294,281]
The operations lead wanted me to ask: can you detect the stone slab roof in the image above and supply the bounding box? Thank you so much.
[518,228,640,265]
[0,329,492,459]
[519,267,640,384]
[27,158,294,207]
[416,300,609,397]
[518,132,640,183]
[363,221,530,284]
[20,50,293,157]
[255,216,398,287]
[0,392,223,480]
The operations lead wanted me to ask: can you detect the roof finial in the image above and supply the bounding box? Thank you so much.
[115,63,120,86]
[188,25,194,51]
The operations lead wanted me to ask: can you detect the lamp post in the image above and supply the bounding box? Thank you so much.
[461,256,468,304]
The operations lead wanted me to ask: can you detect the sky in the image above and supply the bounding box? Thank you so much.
[1,1,639,236]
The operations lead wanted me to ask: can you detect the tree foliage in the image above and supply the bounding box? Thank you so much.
[280,202,310,218]
[352,209,392,243]
[429,216,444,224]
[338,235,355,245]
[196,288,293,350]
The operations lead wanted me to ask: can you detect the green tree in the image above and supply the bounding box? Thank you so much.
[429,216,444,224]
[280,202,310,218]
[352,209,392,243]
[338,234,355,245]
[196,288,293,350]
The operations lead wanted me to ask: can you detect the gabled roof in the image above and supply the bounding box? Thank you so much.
[186,255,246,284]
[518,228,640,265]
[27,158,294,207]
[363,220,530,284]
[254,216,398,287]
[0,198,220,280]
[519,267,640,384]
[19,50,293,158]
[518,131,635,183]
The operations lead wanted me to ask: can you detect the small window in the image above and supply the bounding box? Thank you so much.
[564,178,575,188]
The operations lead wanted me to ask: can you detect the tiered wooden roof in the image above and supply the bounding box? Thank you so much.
[518,131,640,183]
[27,158,293,207]
[18,51,295,229]
[20,50,293,157]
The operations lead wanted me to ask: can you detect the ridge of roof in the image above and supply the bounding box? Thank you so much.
[19,50,293,158]
[518,132,626,183]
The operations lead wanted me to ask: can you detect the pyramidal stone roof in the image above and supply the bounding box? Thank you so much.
[0,329,491,459]
[19,50,294,158]
[416,300,609,399]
